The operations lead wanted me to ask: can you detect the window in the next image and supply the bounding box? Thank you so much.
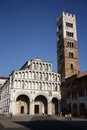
[66,22,73,28]
[66,31,74,37]
[71,63,73,69]
[67,41,74,48]
[70,32,73,37]
[69,52,74,58]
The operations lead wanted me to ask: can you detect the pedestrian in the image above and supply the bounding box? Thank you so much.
[69,113,72,120]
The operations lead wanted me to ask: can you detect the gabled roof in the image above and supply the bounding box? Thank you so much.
[20,57,52,70]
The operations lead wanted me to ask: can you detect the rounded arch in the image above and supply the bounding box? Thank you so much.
[67,103,71,113]
[70,63,73,69]
[34,95,47,115]
[16,94,30,114]
[72,103,78,117]
[79,103,86,116]
[52,97,58,114]
[34,93,48,101]
[15,91,30,102]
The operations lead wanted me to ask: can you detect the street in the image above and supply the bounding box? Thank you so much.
[0,115,87,130]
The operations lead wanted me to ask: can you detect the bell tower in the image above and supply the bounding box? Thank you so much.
[56,12,79,81]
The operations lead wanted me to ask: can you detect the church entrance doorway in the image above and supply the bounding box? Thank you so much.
[16,94,30,114]
[52,98,58,114]
[21,106,24,114]
[34,95,47,115]
[35,105,39,114]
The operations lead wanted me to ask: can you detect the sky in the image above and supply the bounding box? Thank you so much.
[0,0,87,76]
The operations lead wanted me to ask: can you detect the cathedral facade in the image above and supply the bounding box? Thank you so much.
[1,58,61,115]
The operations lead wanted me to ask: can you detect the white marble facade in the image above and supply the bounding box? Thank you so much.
[0,77,8,113]
[1,58,61,115]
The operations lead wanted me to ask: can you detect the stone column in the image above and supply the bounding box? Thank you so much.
[48,101,52,115]
[11,101,16,115]
[30,100,34,115]
[58,99,61,114]
[77,101,80,116]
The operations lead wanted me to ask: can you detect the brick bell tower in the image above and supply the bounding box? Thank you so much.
[56,12,79,81]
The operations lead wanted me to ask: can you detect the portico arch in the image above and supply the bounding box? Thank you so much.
[16,94,30,114]
[52,98,58,114]
[34,95,47,115]
[79,103,86,116]
[72,103,78,116]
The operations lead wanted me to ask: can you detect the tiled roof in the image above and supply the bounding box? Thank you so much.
[77,71,87,78]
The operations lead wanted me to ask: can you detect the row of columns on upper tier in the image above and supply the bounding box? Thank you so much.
[31,62,52,71]
[14,71,60,81]
[13,80,60,91]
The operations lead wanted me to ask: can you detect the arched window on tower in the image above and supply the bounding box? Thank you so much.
[71,63,73,69]
[67,41,74,48]
[69,52,74,58]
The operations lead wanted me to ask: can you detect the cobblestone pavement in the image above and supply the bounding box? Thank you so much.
[0,115,87,130]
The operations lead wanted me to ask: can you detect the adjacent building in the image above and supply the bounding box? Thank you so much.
[1,58,61,115]
[0,77,8,113]
[61,72,87,117]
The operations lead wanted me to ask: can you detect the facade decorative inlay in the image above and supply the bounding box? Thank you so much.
[1,58,61,115]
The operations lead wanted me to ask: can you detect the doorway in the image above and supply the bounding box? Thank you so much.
[34,95,47,114]
[16,94,30,114]
[21,106,24,114]
[35,105,39,114]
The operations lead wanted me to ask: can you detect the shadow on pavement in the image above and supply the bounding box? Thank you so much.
[13,119,84,130]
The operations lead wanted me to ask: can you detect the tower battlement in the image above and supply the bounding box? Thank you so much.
[62,12,75,18]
